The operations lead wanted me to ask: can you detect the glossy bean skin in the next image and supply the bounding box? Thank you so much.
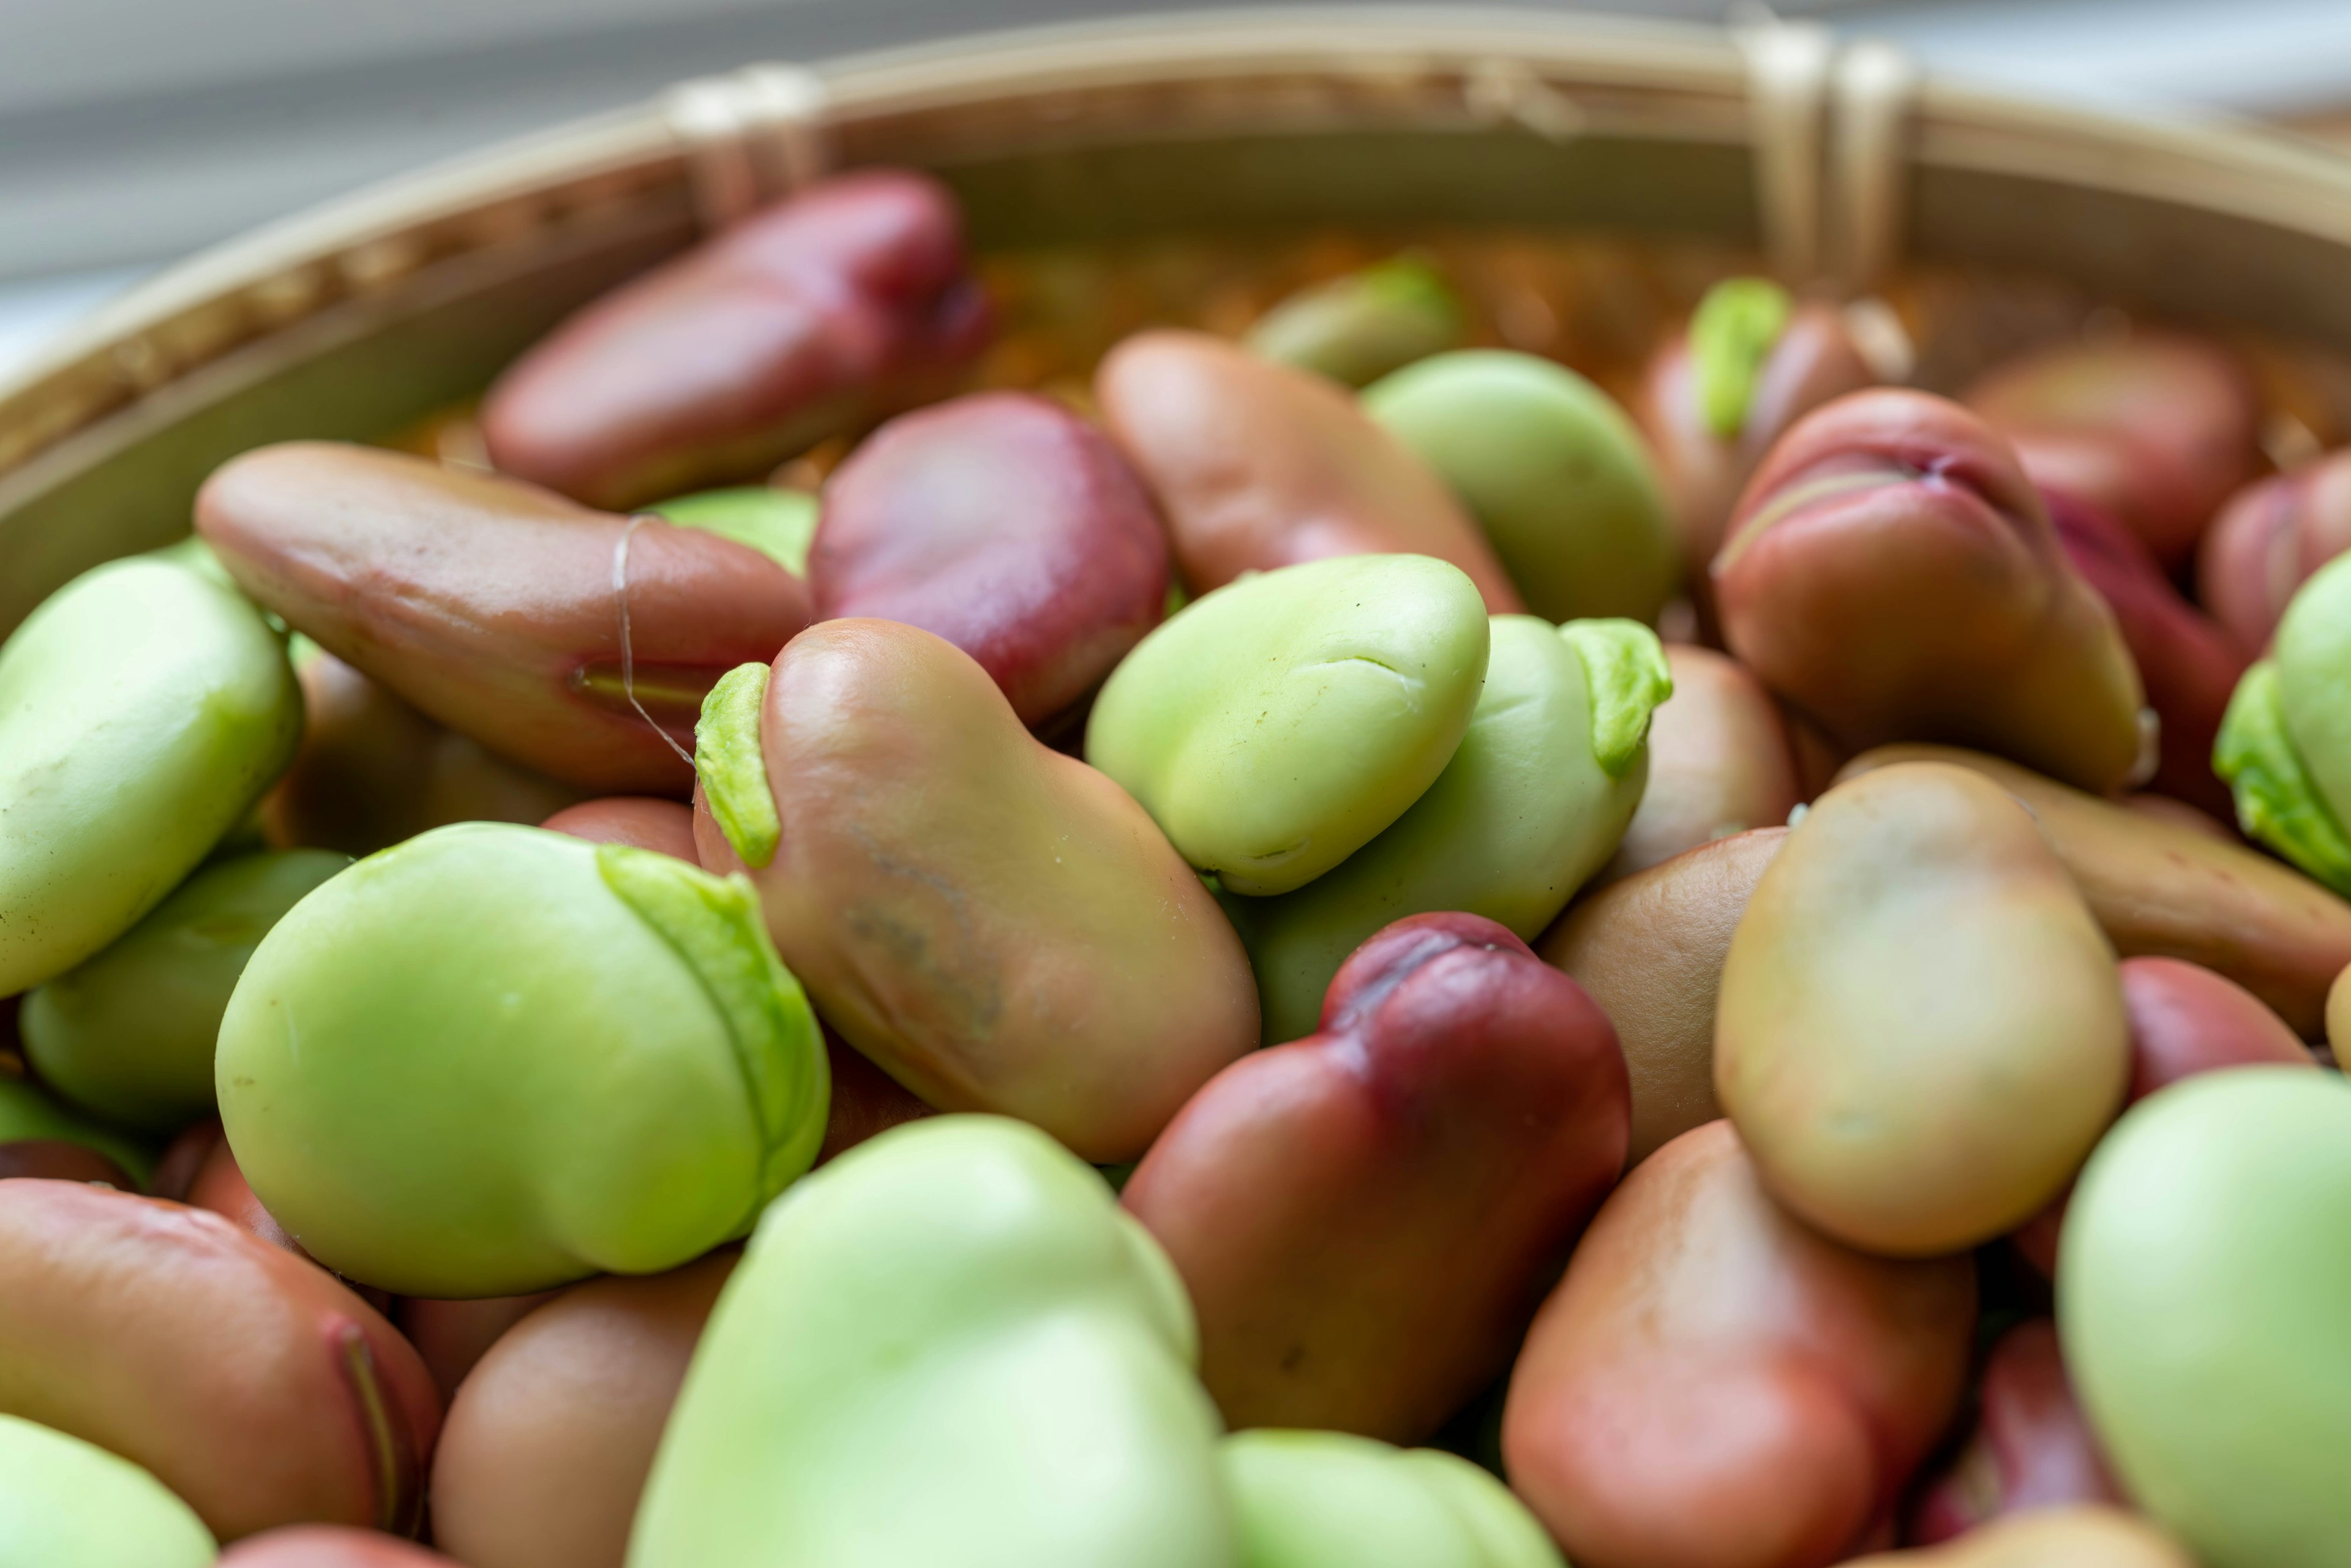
[1908,1321,2121,1544]
[0,1180,441,1540]
[628,1117,1235,1568]
[481,169,991,511]
[394,1294,560,1405]
[1715,391,2147,794]
[1540,828,1787,1166]
[694,621,1257,1163]
[218,1526,462,1565]
[217,825,829,1297]
[1125,913,1629,1441]
[1717,763,2128,1256]
[1502,1120,1976,1568]
[2200,450,2351,650]
[1095,329,1521,609]
[2061,1070,2351,1568]
[2047,492,2248,816]
[1243,256,1466,388]
[1220,1429,1562,1568]
[2219,550,2351,897]
[197,443,811,794]
[1364,350,1681,625]
[1839,743,2351,1035]
[1636,293,1875,615]
[1085,554,1490,898]
[541,797,700,862]
[1228,615,1664,1043]
[0,548,301,996]
[0,1413,216,1568]
[432,1251,735,1568]
[22,850,348,1133]
[1603,645,1802,883]
[1964,329,2262,565]
[261,643,585,857]
[810,391,1169,726]
[1845,1507,2195,1568]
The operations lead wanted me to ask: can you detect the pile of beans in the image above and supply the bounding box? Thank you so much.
[2,166,2348,1568]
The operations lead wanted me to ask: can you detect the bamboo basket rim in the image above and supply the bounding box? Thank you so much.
[7,4,2351,495]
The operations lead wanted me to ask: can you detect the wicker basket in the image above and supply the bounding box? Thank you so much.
[7,6,2351,636]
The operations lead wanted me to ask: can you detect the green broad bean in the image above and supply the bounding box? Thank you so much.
[0,1075,152,1187]
[0,550,302,996]
[216,823,828,1297]
[628,1115,1234,1568]
[0,1414,215,1568]
[23,850,348,1132]
[1086,554,1490,896]
[1222,1430,1563,1568]
[1244,257,1466,388]
[1365,350,1680,626]
[1231,615,1667,1042]
[2218,551,2351,894]
[646,487,820,578]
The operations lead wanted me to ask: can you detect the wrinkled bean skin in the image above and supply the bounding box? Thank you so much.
[262,643,586,857]
[810,391,1170,726]
[481,169,991,511]
[1364,350,1681,625]
[1541,828,1787,1166]
[197,443,812,793]
[1502,1120,1975,1568]
[217,825,829,1297]
[1838,744,2351,1035]
[1603,646,1801,882]
[0,1180,441,1540]
[0,1413,216,1567]
[700,620,1258,1163]
[541,797,700,862]
[1220,1429,1563,1568]
[1718,763,2128,1256]
[1124,913,1629,1442]
[1964,330,2262,565]
[629,1117,1234,1568]
[1715,391,2148,794]
[1228,615,1662,1043]
[2200,450,2351,650]
[1095,329,1521,609]
[1908,1321,2121,1544]
[394,1293,560,1405]
[23,849,348,1133]
[2047,492,2247,814]
[217,1525,463,1566]
[432,1251,735,1568]
[1086,554,1491,898]
[2061,1070,2351,1568]
[1636,298,1876,625]
[1847,1507,2195,1568]
[0,549,302,996]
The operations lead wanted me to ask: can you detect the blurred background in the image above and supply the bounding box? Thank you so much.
[5,0,2350,374]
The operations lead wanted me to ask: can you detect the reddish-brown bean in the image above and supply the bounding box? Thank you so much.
[0,1180,441,1540]
[1502,1120,1975,1568]
[394,1294,562,1405]
[2199,449,2351,650]
[197,443,810,794]
[540,797,700,863]
[815,1027,936,1167]
[1637,302,1876,629]
[0,1139,135,1186]
[429,1251,736,1568]
[217,1526,462,1566]
[1964,330,2263,565]
[811,391,1169,726]
[2045,491,2248,815]
[480,169,991,511]
[1909,1321,2121,1544]
[1602,646,1802,882]
[1123,912,1629,1442]
[1715,391,2147,794]
[1094,329,1522,610]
